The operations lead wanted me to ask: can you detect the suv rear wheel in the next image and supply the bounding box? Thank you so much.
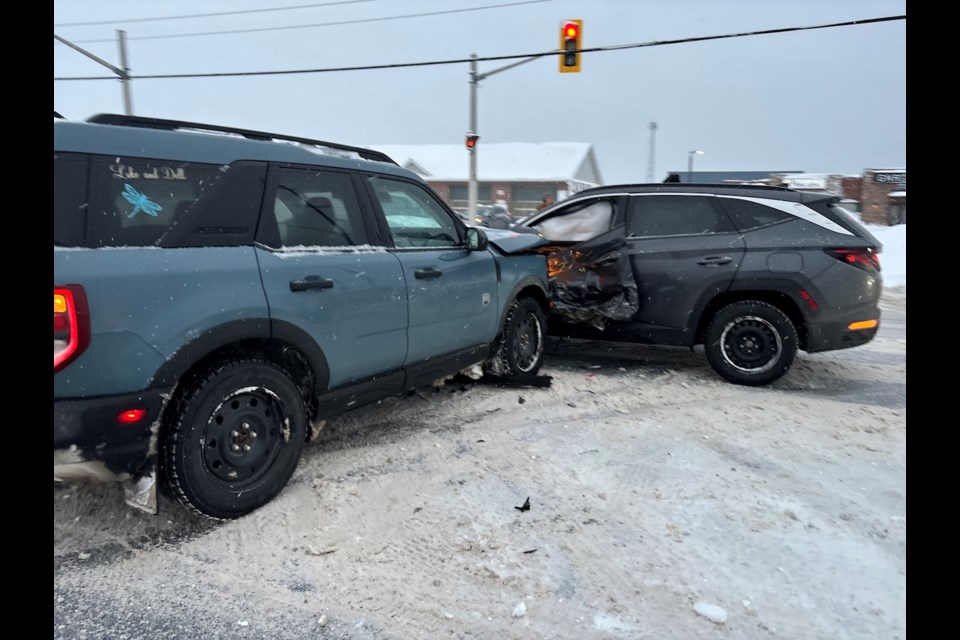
[161,358,307,519]
[704,300,798,386]
[484,297,547,378]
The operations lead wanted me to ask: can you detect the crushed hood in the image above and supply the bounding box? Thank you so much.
[482,227,549,254]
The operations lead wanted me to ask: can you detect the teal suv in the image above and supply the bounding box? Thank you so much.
[54,114,550,519]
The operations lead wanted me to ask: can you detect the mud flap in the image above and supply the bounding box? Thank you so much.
[547,228,639,330]
[124,468,158,514]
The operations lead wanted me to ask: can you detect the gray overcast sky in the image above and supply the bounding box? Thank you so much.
[53,0,906,184]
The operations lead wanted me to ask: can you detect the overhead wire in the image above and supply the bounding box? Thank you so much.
[68,0,557,43]
[54,0,385,27]
[54,14,906,82]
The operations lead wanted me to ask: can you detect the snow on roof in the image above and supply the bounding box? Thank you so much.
[780,173,839,180]
[369,142,594,182]
[867,168,906,173]
[888,191,906,197]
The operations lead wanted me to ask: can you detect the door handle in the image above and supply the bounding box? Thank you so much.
[697,256,733,267]
[414,268,443,280]
[289,276,335,292]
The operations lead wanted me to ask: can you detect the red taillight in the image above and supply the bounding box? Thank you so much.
[117,409,147,424]
[54,285,90,373]
[826,248,881,273]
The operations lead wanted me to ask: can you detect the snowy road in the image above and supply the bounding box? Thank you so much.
[53,290,906,640]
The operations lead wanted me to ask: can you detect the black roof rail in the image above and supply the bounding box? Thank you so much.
[85,113,397,165]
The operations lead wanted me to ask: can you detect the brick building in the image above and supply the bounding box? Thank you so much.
[858,169,906,225]
[371,143,602,218]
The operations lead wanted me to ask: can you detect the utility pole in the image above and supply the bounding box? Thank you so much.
[646,121,657,182]
[54,31,134,115]
[466,52,539,216]
[116,30,134,115]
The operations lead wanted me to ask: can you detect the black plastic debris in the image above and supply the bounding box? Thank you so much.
[480,373,553,388]
[518,396,526,404]
[522,549,538,554]
[515,497,531,512]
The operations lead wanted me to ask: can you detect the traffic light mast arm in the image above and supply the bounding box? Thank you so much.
[474,54,540,82]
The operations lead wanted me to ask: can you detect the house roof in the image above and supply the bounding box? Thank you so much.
[369,142,600,183]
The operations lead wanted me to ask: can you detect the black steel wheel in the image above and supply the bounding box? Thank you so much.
[485,297,546,378]
[704,300,798,386]
[161,358,307,519]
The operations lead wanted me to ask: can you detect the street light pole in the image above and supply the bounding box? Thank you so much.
[466,52,540,216]
[687,150,704,183]
[468,54,479,216]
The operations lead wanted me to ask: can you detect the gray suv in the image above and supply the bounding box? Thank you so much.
[54,114,550,519]
[515,183,883,386]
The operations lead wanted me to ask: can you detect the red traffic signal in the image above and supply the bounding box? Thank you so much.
[559,19,582,73]
[465,134,479,150]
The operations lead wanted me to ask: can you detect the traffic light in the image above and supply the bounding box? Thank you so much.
[559,19,582,73]
[465,133,479,150]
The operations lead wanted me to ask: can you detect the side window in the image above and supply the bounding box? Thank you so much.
[628,195,734,238]
[369,176,460,249]
[717,197,793,232]
[532,198,614,242]
[54,153,88,247]
[86,156,227,247]
[265,168,369,248]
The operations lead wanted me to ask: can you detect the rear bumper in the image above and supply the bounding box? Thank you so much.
[806,310,881,353]
[53,387,171,480]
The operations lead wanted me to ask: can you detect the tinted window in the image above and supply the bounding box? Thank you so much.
[263,168,369,248]
[627,195,734,237]
[54,153,88,247]
[86,156,228,247]
[717,197,793,231]
[369,177,460,248]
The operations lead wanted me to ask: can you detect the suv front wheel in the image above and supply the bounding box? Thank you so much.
[703,300,798,386]
[484,297,547,378]
[161,358,307,519]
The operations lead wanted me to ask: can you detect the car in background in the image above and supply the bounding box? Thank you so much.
[514,183,883,386]
[471,204,514,230]
[55,114,551,519]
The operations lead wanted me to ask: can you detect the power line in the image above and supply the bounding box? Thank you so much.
[54,0,383,27]
[70,0,557,44]
[54,14,905,81]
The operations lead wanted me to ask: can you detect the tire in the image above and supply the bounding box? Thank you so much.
[484,297,547,378]
[703,300,798,386]
[161,358,307,519]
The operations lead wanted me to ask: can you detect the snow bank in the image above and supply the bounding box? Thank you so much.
[866,224,906,288]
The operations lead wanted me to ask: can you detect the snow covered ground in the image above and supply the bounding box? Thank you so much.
[53,225,906,639]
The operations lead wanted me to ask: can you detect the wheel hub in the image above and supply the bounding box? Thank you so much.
[720,316,782,373]
[202,390,284,486]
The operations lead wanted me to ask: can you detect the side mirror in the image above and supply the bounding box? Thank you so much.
[466,226,489,252]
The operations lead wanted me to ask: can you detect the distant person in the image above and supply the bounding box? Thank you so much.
[663,173,681,183]
[537,194,555,211]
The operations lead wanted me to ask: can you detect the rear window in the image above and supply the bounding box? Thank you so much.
[808,199,881,246]
[85,156,229,247]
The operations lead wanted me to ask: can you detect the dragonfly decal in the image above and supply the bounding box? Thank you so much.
[121,184,163,219]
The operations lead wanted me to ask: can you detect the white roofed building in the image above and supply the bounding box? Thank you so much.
[370,142,603,217]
